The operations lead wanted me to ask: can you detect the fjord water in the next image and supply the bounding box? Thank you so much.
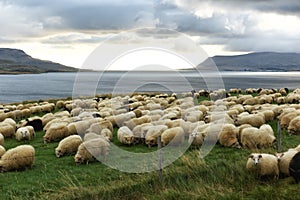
[0,71,300,103]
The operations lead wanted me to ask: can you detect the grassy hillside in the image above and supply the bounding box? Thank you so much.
[0,99,300,199]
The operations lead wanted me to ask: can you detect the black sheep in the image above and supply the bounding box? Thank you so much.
[289,151,300,183]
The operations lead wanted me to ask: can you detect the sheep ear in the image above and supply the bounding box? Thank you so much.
[249,155,254,159]
[258,155,262,159]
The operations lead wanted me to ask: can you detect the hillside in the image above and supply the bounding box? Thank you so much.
[0,48,78,74]
[199,52,300,71]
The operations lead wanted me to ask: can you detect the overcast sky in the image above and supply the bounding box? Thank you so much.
[0,0,300,68]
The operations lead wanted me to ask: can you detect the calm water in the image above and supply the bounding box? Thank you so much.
[0,71,299,104]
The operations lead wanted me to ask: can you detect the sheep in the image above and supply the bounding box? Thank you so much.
[3,118,17,130]
[276,149,298,177]
[15,126,35,141]
[295,144,300,152]
[55,135,83,158]
[240,124,276,149]
[188,124,208,147]
[0,145,5,158]
[0,145,35,172]
[132,123,153,144]
[0,124,15,138]
[67,121,90,136]
[21,117,43,131]
[246,153,279,180]
[0,133,4,146]
[86,120,113,134]
[288,116,300,135]
[235,113,265,127]
[218,124,241,148]
[74,138,110,164]
[279,111,300,129]
[145,125,168,147]
[289,152,300,183]
[43,123,70,143]
[100,128,113,141]
[161,127,185,146]
[83,132,109,142]
[117,126,134,145]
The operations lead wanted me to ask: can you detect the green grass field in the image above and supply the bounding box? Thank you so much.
[1,94,300,200]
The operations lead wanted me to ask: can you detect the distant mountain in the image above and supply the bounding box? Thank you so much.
[199,52,300,71]
[0,48,78,74]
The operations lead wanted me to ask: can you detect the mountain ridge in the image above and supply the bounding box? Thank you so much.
[0,48,78,74]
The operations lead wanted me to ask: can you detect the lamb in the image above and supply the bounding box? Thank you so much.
[15,126,35,141]
[218,124,241,148]
[0,145,35,172]
[288,116,300,135]
[117,126,134,145]
[276,149,298,177]
[0,145,5,158]
[161,127,185,146]
[74,138,110,164]
[246,153,279,180]
[43,123,70,143]
[0,133,4,146]
[55,135,83,158]
[289,152,300,183]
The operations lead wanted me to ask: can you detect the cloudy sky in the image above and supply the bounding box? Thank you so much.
[0,0,300,68]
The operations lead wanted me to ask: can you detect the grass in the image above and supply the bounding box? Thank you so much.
[1,96,300,200]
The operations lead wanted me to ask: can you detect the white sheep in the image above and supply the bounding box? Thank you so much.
[246,153,279,180]
[161,127,185,146]
[235,113,265,127]
[218,124,241,148]
[0,145,5,158]
[0,133,4,146]
[0,145,35,172]
[145,125,168,147]
[0,124,15,138]
[15,126,35,141]
[117,126,134,145]
[241,124,276,149]
[74,138,110,164]
[44,123,70,143]
[288,116,300,135]
[276,149,298,177]
[83,132,109,142]
[55,135,83,158]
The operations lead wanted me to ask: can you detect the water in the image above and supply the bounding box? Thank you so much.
[0,71,299,104]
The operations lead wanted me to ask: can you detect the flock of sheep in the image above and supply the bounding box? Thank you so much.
[0,87,300,183]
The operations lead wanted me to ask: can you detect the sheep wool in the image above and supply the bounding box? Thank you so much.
[0,124,15,138]
[288,116,300,135]
[289,152,300,183]
[44,123,70,143]
[145,125,168,147]
[55,135,83,158]
[218,124,241,148]
[276,149,298,177]
[0,145,5,158]
[0,145,35,172]
[74,138,110,164]
[0,133,4,146]
[161,127,185,146]
[117,126,134,145]
[246,153,279,180]
[15,126,35,141]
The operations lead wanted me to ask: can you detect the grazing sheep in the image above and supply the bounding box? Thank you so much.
[0,145,35,172]
[74,138,110,164]
[280,111,300,129]
[241,124,276,149]
[235,113,265,127]
[0,124,15,138]
[100,128,113,141]
[246,153,279,180]
[67,121,90,136]
[132,123,153,144]
[288,116,300,135]
[145,125,168,147]
[117,126,134,145]
[44,123,70,143]
[289,152,300,183]
[15,126,35,141]
[55,135,83,158]
[276,149,298,177]
[123,116,152,130]
[161,127,185,146]
[218,124,241,148]
[83,132,109,142]
[0,133,4,146]
[3,118,16,130]
[188,124,207,147]
[0,145,5,158]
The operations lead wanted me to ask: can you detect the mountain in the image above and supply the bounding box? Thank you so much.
[0,48,78,74]
[199,52,300,71]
